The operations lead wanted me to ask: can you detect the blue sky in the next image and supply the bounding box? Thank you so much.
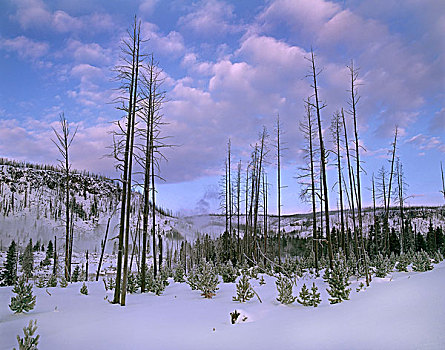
[0,0,444,215]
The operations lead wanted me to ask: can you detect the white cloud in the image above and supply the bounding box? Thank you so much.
[141,22,185,57]
[0,36,49,60]
[178,0,240,36]
[65,40,112,66]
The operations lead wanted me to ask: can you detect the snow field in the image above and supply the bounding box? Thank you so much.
[1,261,445,349]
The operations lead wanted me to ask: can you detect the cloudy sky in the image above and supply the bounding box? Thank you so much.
[0,0,444,215]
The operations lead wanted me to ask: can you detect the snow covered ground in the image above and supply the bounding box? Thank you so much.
[1,262,444,349]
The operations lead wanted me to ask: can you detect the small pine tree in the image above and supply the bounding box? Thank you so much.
[309,282,321,307]
[80,282,88,295]
[232,272,254,302]
[59,277,68,288]
[220,261,239,283]
[35,275,46,288]
[46,274,57,287]
[194,261,219,298]
[259,275,266,285]
[412,251,433,272]
[276,275,296,305]
[72,265,80,282]
[325,259,351,304]
[374,253,390,277]
[174,265,185,283]
[22,239,34,279]
[186,268,198,290]
[0,240,18,286]
[396,253,410,272]
[10,275,36,313]
[297,283,311,306]
[13,319,39,350]
[126,273,138,294]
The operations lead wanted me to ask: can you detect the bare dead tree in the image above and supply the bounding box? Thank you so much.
[306,49,333,269]
[341,109,357,255]
[298,98,320,272]
[347,60,369,285]
[111,17,144,305]
[331,111,346,254]
[52,112,77,281]
[441,162,445,203]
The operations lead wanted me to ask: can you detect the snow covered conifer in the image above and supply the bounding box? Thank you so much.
[174,265,185,283]
[232,272,254,302]
[297,283,311,306]
[309,282,321,307]
[396,253,410,272]
[374,253,390,277]
[126,273,138,294]
[13,319,39,350]
[412,251,433,272]
[1,240,18,286]
[325,259,351,304]
[22,239,34,279]
[46,274,57,287]
[195,261,219,298]
[276,275,296,305]
[10,275,36,313]
[59,277,68,288]
[80,282,88,295]
[72,265,80,282]
[220,261,238,283]
[36,276,46,288]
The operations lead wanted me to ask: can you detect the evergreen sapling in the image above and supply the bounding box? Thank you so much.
[1,240,18,286]
[80,282,88,295]
[10,275,36,313]
[276,275,296,305]
[13,319,39,350]
[309,282,321,307]
[297,283,311,306]
[325,259,351,304]
[232,272,254,302]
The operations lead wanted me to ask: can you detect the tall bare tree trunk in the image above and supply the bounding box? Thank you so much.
[308,49,333,269]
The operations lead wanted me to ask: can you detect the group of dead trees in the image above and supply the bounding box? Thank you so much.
[221,120,288,269]
[111,17,169,306]
[297,51,371,283]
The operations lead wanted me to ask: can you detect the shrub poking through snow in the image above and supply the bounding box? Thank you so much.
[232,272,254,303]
[297,283,311,306]
[230,309,249,324]
[259,276,266,285]
[80,282,88,295]
[325,258,351,304]
[412,251,433,272]
[194,261,219,299]
[10,275,36,313]
[276,275,296,305]
[309,283,321,307]
[14,319,39,350]
[220,261,239,283]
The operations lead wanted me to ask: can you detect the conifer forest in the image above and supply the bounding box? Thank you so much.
[0,1,444,349]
